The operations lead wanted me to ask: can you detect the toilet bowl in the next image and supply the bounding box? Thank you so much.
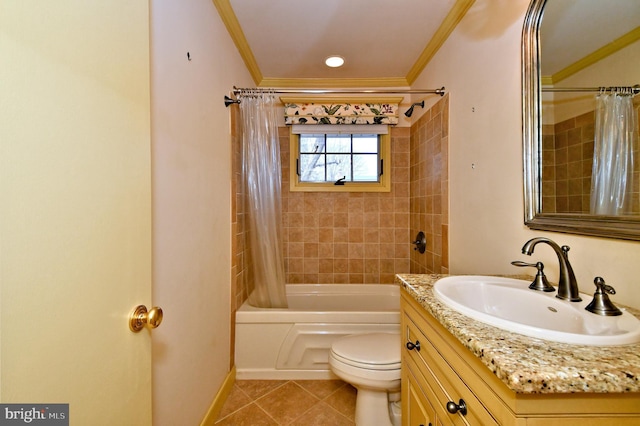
[329,332,401,426]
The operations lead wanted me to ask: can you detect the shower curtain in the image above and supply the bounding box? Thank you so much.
[590,91,637,215]
[240,90,288,308]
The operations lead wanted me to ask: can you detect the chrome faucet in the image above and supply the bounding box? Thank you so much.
[521,237,582,302]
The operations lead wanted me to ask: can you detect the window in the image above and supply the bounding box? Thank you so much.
[299,133,379,183]
[290,125,391,192]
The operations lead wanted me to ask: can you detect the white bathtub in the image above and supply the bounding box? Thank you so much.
[235,284,401,379]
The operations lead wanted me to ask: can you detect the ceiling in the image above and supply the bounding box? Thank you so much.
[540,0,640,77]
[214,0,467,88]
[214,0,640,89]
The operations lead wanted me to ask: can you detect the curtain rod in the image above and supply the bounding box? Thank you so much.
[224,86,445,107]
[542,85,639,94]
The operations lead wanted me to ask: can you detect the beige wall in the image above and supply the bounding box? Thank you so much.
[541,40,640,215]
[150,0,253,424]
[410,0,640,309]
[545,41,640,124]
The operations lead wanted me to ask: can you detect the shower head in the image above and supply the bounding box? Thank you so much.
[404,100,425,118]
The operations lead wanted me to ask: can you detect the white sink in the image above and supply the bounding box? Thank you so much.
[433,276,640,346]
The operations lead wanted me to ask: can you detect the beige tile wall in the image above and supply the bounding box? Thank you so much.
[542,98,640,214]
[541,123,557,213]
[232,97,451,306]
[542,111,595,213]
[280,126,412,284]
[409,94,449,274]
[230,106,247,366]
[231,106,249,314]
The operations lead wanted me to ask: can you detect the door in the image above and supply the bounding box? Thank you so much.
[0,1,153,425]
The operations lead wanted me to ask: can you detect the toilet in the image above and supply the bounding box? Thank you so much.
[329,332,401,426]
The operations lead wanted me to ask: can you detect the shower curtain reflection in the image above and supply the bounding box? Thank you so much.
[240,90,287,308]
[590,91,637,216]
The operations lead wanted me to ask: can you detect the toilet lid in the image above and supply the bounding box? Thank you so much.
[331,333,401,369]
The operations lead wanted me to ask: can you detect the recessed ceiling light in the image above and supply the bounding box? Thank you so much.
[325,55,345,68]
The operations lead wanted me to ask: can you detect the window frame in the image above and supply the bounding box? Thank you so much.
[289,126,391,193]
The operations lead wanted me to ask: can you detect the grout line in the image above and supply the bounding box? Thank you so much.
[287,401,320,425]
[256,402,281,426]
[214,385,254,424]
[280,381,352,426]
[253,379,293,403]
[252,380,307,425]
[219,380,356,425]
[329,404,356,425]
[292,380,322,402]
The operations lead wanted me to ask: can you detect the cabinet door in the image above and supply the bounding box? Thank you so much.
[403,358,438,426]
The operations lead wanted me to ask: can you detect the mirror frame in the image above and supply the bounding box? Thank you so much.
[522,0,640,241]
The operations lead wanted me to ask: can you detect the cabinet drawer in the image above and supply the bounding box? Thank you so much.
[403,305,499,426]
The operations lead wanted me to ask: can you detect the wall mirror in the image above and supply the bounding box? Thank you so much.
[522,0,640,240]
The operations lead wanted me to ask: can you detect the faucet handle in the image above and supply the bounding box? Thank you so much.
[511,261,556,292]
[412,231,426,254]
[585,277,622,316]
[593,276,616,294]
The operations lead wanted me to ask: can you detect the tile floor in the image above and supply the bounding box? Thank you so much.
[215,380,357,425]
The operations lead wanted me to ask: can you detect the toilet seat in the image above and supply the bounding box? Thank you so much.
[330,351,401,371]
[330,333,401,371]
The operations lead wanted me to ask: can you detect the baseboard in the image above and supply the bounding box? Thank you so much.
[236,367,338,380]
[200,366,236,426]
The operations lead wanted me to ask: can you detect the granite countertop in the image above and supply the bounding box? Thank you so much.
[396,274,640,394]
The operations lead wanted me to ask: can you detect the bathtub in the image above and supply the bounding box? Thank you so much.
[235,284,401,379]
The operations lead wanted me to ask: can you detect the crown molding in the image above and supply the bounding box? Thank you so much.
[406,0,476,85]
[212,0,262,84]
[258,77,410,89]
[547,26,640,85]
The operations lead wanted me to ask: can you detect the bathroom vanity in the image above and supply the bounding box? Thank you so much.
[397,274,640,425]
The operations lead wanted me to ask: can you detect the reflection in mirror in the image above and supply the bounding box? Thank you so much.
[522,0,640,240]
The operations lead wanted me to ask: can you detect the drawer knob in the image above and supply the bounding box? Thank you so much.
[446,399,467,416]
[405,340,421,352]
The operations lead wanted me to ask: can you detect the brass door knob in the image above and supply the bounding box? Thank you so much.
[129,305,163,332]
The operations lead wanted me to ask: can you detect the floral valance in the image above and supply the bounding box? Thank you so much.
[281,97,402,125]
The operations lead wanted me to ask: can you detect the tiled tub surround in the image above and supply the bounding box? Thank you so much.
[409,94,449,275]
[541,97,640,215]
[397,274,640,394]
[278,95,450,285]
[541,113,595,214]
[280,126,412,285]
[229,99,450,372]
[231,96,451,312]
